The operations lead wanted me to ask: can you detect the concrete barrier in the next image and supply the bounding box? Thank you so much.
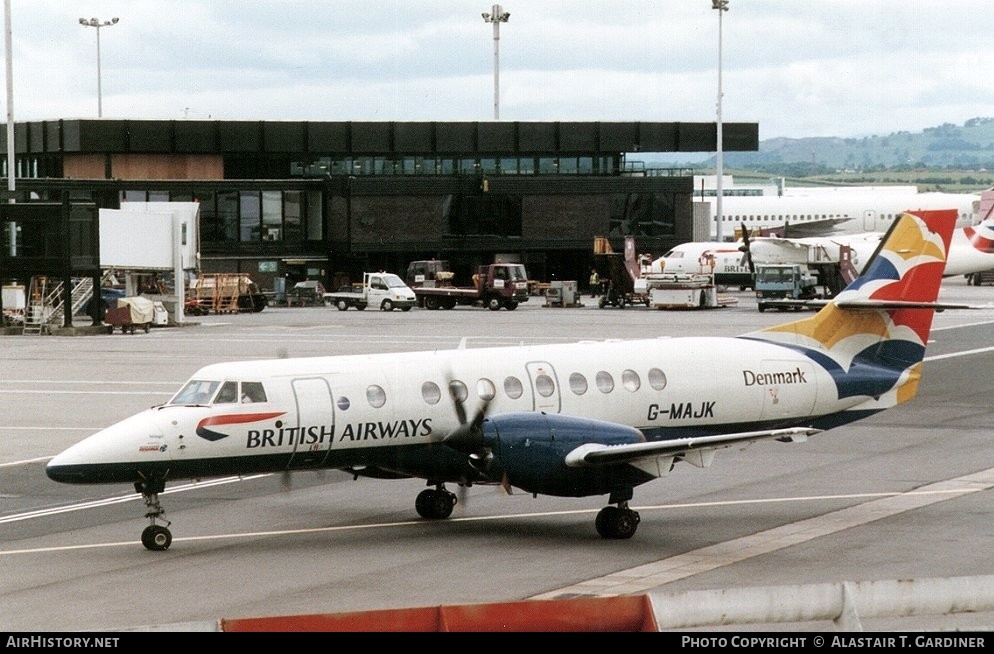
[221,595,658,632]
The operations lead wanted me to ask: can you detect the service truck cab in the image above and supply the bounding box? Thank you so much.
[324,272,417,311]
[754,263,820,312]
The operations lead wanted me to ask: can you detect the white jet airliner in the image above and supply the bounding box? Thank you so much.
[47,209,965,550]
[700,188,979,238]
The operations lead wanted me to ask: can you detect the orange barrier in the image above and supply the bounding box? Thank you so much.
[221,595,658,632]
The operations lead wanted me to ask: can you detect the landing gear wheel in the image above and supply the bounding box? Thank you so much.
[415,488,457,519]
[141,524,172,551]
[136,478,172,551]
[595,505,641,539]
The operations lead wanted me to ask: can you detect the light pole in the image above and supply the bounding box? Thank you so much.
[481,5,509,120]
[5,0,14,195]
[79,16,119,118]
[712,0,728,241]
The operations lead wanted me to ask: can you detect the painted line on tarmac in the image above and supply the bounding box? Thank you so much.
[0,486,981,557]
[0,475,268,526]
[529,467,994,600]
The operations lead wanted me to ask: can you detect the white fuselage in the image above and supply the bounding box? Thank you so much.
[653,218,994,281]
[698,190,979,238]
[49,336,885,481]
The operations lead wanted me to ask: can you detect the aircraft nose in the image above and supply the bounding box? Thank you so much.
[46,410,166,484]
[45,456,82,483]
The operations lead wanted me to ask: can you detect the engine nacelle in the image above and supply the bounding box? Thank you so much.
[482,412,655,498]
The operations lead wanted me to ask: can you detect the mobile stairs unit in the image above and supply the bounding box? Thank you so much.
[22,276,96,335]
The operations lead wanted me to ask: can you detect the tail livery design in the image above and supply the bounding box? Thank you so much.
[745,209,956,414]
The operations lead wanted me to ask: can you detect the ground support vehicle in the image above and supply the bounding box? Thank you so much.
[324,272,416,311]
[411,262,529,311]
[285,280,327,307]
[643,273,737,310]
[543,281,584,308]
[593,236,651,309]
[754,263,822,312]
[187,274,267,315]
[104,297,155,334]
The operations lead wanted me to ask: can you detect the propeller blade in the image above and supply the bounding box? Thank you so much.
[443,405,488,454]
[446,374,468,426]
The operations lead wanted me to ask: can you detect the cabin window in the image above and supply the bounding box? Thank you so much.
[421,381,442,405]
[449,380,468,403]
[241,382,267,403]
[648,368,667,390]
[534,374,555,398]
[171,380,221,405]
[215,381,238,404]
[595,371,614,394]
[366,385,386,408]
[476,378,496,401]
[504,376,524,400]
[622,370,640,392]
[569,372,588,395]
[336,396,351,411]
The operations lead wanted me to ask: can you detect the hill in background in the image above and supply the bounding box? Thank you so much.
[641,117,994,191]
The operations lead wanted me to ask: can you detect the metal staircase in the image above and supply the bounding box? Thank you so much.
[21,276,96,335]
[22,276,59,335]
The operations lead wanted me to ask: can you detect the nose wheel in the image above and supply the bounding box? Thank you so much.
[136,478,173,551]
[141,524,172,551]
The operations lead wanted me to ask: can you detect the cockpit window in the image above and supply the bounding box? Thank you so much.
[241,382,267,403]
[170,380,221,405]
[215,381,238,404]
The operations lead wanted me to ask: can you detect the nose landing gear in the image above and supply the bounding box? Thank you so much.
[136,478,172,551]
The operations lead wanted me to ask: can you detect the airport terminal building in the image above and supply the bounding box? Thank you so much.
[1,119,757,289]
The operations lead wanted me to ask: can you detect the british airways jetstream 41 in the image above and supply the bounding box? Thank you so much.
[47,209,962,550]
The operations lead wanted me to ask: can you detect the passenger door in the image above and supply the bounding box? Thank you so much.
[287,377,334,469]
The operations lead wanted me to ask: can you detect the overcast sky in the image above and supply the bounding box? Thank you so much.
[6,1,992,142]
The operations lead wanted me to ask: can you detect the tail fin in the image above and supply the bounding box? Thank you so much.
[743,209,957,405]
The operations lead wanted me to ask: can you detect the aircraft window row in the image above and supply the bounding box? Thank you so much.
[171,380,268,405]
[412,368,673,407]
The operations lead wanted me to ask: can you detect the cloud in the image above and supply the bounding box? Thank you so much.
[7,1,993,140]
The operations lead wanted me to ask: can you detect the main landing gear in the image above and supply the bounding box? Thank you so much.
[415,482,458,520]
[136,478,173,551]
[595,489,641,539]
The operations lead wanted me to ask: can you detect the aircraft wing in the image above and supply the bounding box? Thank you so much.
[780,218,854,237]
[564,427,821,468]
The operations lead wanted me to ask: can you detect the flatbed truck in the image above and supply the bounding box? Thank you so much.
[323,272,417,311]
[409,261,530,311]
